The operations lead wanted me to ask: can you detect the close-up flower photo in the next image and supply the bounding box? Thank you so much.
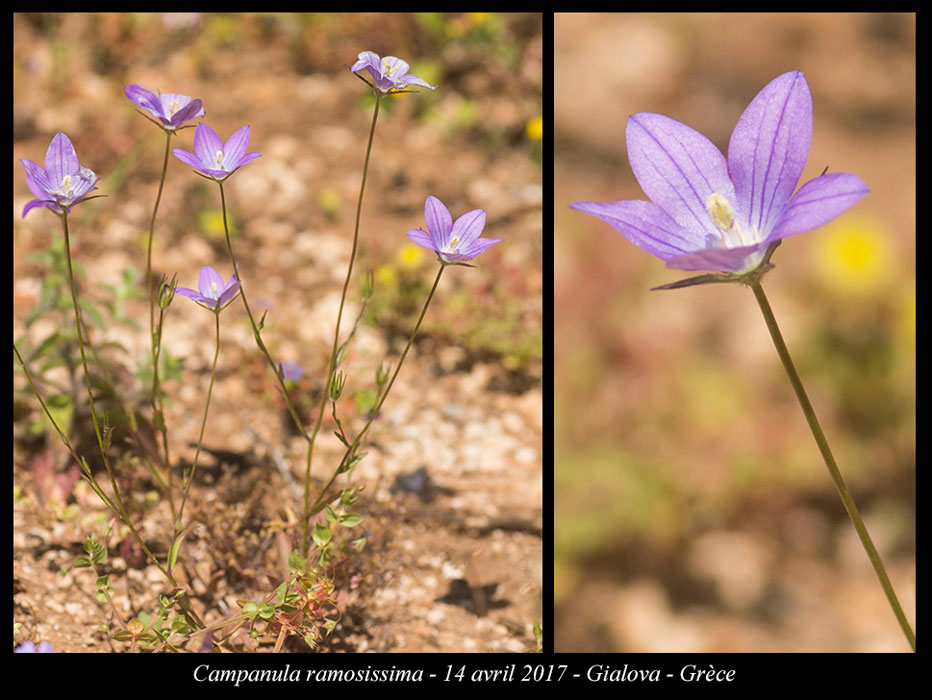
[555,12,914,653]
[14,12,542,656]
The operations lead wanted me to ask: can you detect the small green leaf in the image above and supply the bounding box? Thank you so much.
[287,550,307,574]
[340,513,364,527]
[333,430,351,448]
[73,556,91,568]
[258,603,275,620]
[324,505,338,523]
[168,528,191,574]
[312,523,332,548]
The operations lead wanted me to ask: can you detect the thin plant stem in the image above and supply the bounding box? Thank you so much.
[750,279,915,652]
[13,342,117,512]
[60,211,192,604]
[303,95,381,553]
[146,130,176,518]
[309,263,445,519]
[176,308,221,529]
[217,181,308,441]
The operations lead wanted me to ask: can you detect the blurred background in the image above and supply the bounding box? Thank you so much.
[555,13,914,652]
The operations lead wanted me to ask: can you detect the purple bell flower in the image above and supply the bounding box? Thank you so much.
[172,123,260,181]
[571,71,869,277]
[174,265,241,311]
[406,195,502,264]
[19,132,100,218]
[350,51,437,95]
[124,84,205,131]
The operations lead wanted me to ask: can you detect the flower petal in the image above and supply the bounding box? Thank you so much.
[351,51,381,75]
[174,286,201,299]
[22,199,55,218]
[222,126,251,168]
[769,172,870,241]
[398,74,437,90]
[666,242,768,273]
[626,113,735,242]
[19,159,53,199]
[569,199,705,261]
[124,84,164,117]
[172,148,201,170]
[218,279,241,307]
[728,70,812,239]
[193,122,222,167]
[424,196,453,247]
[45,132,79,184]
[169,97,205,126]
[406,228,438,251]
[198,266,225,298]
[382,56,410,78]
[233,151,261,169]
[450,209,486,247]
[457,236,503,260]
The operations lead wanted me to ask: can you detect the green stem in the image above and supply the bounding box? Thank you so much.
[176,308,221,529]
[750,280,915,651]
[147,130,175,518]
[309,263,445,519]
[60,211,181,592]
[302,95,382,553]
[217,181,308,441]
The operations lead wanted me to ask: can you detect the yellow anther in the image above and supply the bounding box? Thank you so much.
[447,235,460,252]
[168,100,180,115]
[210,282,219,297]
[706,193,735,232]
[215,150,224,167]
[61,174,72,192]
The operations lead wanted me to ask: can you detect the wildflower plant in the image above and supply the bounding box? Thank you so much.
[570,70,914,651]
[14,44,507,653]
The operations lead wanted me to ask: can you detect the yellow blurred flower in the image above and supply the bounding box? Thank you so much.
[375,264,397,289]
[397,242,426,270]
[526,115,543,141]
[812,217,893,294]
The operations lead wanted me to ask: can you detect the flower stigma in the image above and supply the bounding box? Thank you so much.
[168,100,180,116]
[215,150,224,168]
[210,281,219,298]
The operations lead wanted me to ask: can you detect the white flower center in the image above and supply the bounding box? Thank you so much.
[215,150,225,168]
[60,174,72,193]
[705,193,759,248]
[210,281,219,298]
[168,100,180,116]
[444,235,460,253]
[383,59,396,75]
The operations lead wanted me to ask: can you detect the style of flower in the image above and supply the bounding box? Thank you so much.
[124,84,205,131]
[172,123,260,181]
[406,195,502,264]
[277,360,304,383]
[350,51,437,94]
[174,265,241,311]
[14,641,55,653]
[570,71,869,277]
[19,132,100,218]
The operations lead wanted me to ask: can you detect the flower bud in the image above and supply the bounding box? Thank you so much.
[363,269,374,301]
[330,371,346,401]
[158,274,178,309]
[375,362,390,387]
